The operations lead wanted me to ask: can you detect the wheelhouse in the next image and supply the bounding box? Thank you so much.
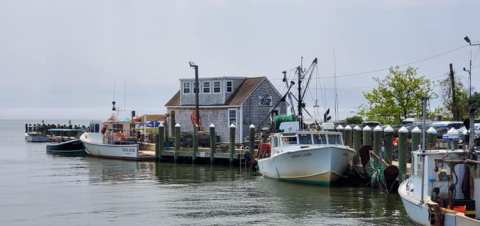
[270,131,344,148]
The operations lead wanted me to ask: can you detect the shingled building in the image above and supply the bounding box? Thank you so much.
[165,76,286,143]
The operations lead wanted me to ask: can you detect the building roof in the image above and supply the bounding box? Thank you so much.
[165,77,267,107]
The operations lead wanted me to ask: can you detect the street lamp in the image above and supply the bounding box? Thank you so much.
[463,35,480,152]
[189,61,200,127]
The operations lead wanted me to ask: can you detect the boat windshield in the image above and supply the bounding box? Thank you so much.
[327,134,342,145]
[313,134,327,144]
[298,134,312,144]
[282,136,298,145]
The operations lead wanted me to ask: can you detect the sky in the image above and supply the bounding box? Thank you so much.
[1,0,480,121]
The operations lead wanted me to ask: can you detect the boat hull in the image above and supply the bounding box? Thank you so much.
[80,132,140,160]
[25,133,49,142]
[257,145,354,185]
[46,139,85,155]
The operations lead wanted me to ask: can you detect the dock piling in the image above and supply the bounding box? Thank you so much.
[344,125,353,148]
[373,125,383,166]
[398,126,409,181]
[427,127,437,150]
[209,124,216,164]
[411,126,421,153]
[229,124,236,164]
[192,125,198,163]
[362,125,373,147]
[156,123,165,161]
[174,123,181,162]
[353,125,362,165]
[383,125,394,164]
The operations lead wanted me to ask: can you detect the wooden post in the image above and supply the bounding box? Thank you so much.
[373,125,383,167]
[344,125,353,148]
[229,124,236,164]
[192,125,198,163]
[427,127,437,150]
[398,126,409,181]
[353,125,362,165]
[174,123,181,162]
[336,124,344,143]
[249,124,255,154]
[383,125,394,164]
[25,123,28,133]
[362,125,373,147]
[164,121,169,142]
[411,126,421,152]
[209,124,216,164]
[155,123,165,161]
[170,111,176,140]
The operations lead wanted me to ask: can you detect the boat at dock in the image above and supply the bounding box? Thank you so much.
[25,132,49,142]
[46,139,85,155]
[257,130,355,185]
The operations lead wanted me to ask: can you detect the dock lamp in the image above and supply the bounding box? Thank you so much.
[189,61,200,127]
[463,35,480,152]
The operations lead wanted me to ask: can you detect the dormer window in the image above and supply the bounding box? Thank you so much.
[203,81,210,93]
[183,82,191,94]
[226,81,233,93]
[213,81,221,93]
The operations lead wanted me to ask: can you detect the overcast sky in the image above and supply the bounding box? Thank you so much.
[1,0,480,121]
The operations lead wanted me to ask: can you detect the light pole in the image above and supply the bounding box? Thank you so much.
[463,36,480,152]
[189,61,200,127]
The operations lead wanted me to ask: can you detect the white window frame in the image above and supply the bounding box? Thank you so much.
[202,81,210,93]
[213,81,221,93]
[228,109,237,126]
[226,80,233,93]
[183,82,191,94]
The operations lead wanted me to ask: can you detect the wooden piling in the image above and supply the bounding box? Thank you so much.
[353,125,362,165]
[344,125,353,148]
[383,125,394,164]
[192,125,198,163]
[373,125,383,166]
[336,124,344,143]
[229,124,236,164]
[363,125,373,147]
[155,123,165,161]
[427,127,437,150]
[209,124,216,164]
[398,126,409,181]
[411,126,421,152]
[174,123,181,162]
[25,123,28,133]
[249,124,255,154]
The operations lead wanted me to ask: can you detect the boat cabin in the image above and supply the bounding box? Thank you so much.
[269,131,344,155]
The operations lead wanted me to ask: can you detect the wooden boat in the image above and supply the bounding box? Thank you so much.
[25,132,49,142]
[46,139,85,155]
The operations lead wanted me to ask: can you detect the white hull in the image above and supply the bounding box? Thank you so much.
[258,145,354,185]
[80,132,140,160]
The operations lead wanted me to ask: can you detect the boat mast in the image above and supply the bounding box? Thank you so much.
[420,97,428,204]
[297,65,303,130]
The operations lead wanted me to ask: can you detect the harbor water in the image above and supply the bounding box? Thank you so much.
[1,120,412,225]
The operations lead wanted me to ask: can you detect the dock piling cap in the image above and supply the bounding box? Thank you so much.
[399,126,409,133]
[230,124,236,128]
[209,123,215,128]
[175,123,181,127]
[447,127,459,136]
[336,125,344,130]
[374,125,383,132]
[384,125,394,133]
[427,127,437,134]
[344,125,352,130]
[249,124,255,129]
[353,125,362,131]
[362,125,372,131]
[159,122,164,127]
[411,126,421,133]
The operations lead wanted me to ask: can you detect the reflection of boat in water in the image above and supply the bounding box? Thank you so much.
[257,130,354,185]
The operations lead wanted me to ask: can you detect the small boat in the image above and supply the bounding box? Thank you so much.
[46,139,85,155]
[257,130,355,185]
[25,132,49,142]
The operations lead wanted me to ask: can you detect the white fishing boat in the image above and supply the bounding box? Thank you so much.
[257,130,355,185]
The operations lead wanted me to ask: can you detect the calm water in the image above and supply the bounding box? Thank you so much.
[0,120,412,225]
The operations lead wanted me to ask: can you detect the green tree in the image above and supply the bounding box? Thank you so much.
[438,78,469,120]
[360,66,433,125]
[345,115,363,124]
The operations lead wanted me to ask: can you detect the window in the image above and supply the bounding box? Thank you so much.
[282,136,297,145]
[213,81,221,93]
[259,95,272,106]
[226,81,233,92]
[313,134,327,144]
[203,82,210,93]
[228,109,237,125]
[298,134,312,144]
[327,134,341,145]
[183,82,191,94]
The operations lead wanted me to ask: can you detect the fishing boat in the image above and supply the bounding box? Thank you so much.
[80,102,154,161]
[256,58,355,185]
[398,101,480,226]
[257,130,355,185]
[46,139,85,155]
[25,132,49,142]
